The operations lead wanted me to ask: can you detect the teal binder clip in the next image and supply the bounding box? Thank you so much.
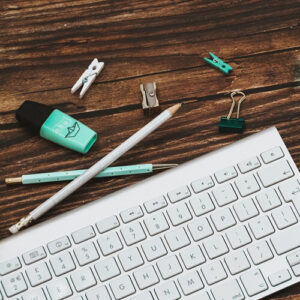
[204,52,233,75]
[218,91,246,133]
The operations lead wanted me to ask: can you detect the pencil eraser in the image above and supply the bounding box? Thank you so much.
[9,224,19,234]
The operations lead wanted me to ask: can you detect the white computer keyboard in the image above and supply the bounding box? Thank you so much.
[1,127,300,300]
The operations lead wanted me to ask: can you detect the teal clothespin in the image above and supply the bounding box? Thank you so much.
[204,52,233,75]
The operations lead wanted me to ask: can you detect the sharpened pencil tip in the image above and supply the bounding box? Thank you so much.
[168,103,182,116]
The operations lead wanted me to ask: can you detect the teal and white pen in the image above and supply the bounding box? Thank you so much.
[5,164,178,185]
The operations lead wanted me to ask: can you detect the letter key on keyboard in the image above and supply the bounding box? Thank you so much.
[94,257,120,281]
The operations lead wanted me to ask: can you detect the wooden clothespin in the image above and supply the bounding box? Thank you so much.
[204,52,233,75]
[140,82,160,115]
[71,58,104,99]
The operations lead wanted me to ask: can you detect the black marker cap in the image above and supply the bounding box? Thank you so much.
[16,100,54,133]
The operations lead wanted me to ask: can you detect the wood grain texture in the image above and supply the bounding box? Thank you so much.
[0,0,300,299]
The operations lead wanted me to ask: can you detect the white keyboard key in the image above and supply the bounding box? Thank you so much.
[257,160,294,187]
[215,166,238,183]
[48,236,71,254]
[95,257,120,282]
[97,232,123,256]
[287,250,300,276]
[118,247,144,271]
[23,247,46,265]
[180,245,206,269]
[287,250,300,267]
[121,222,146,246]
[71,267,96,292]
[142,237,167,261]
[211,207,236,231]
[86,286,111,300]
[167,202,192,226]
[249,215,275,239]
[188,217,213,241]
[74,241,99,266]
[23,289,46,300]
[279,178,300,202]
[2,272,27,297]
[191,176,214,193]
[155,281,181,300]
[238,156,261,173]
[131,291,153,300]
[271,223,300,254]
[96,215,120,233]
[144,212,169,236]
[47,278,72,300]
[110,275,135,299]
[0,257,21,275]
[72,226,95,244]
[144,195,167,213]
[165,227,190,251]
[168,185,191,203]
[271,205,297,229]
[248,241,274,265]
[226,225,252,249]
[212,183,238,206]
[225,251,251,275]
[240,269,268,296]
[177,270,204,295]
[188,292,210,300]
[26,261,52,286]
[201,260,227,285]
[157,255,182,279]
[211,279,245,300]
[133,265,159,289]
[256,189,281,212]
[261,146,284,163]
[203,235,229,259]
[268,269,291,286]
[235,174,260,197]
[120,206,144,223]
[50,252,76,276]
[189,193,215,216]
[70,297,82,300]
[234,198,259,221]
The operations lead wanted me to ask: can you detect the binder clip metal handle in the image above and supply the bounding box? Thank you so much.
[219,91,246,133]
[71,58,104,99]
[204,52,233,75]
[140,82,160,115]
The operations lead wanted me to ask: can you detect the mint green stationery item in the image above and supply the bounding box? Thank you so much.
[11,164,177,184]
[204,52,233,75]
[16,100,97,154]
[40,109,97,154]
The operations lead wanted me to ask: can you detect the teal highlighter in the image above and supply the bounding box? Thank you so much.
[16,101,97,154]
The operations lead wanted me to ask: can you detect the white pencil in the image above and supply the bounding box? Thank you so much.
[9,103,182,234]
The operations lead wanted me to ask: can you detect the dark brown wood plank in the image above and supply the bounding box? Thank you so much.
[1,1,300,299]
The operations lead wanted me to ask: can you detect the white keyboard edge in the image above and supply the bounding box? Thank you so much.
[1,126,300,300]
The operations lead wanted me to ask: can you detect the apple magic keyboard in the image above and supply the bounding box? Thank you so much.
[1,127,300,300]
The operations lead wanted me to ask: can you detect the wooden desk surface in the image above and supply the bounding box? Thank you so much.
[1,0,300,299]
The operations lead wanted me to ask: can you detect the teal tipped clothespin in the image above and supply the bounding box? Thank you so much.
[204,52,233,75]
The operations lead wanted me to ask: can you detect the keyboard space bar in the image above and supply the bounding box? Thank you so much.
[271,224,300,255]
